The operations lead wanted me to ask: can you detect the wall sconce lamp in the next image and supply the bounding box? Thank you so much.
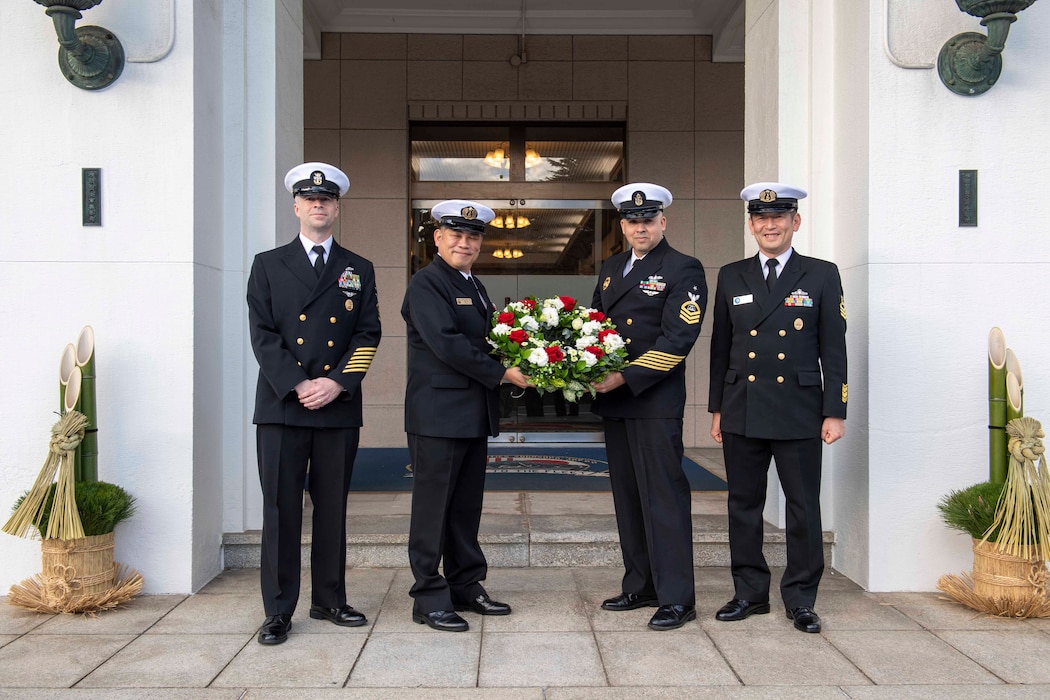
[938,0,1038,95]
[492,248,524,259]
[33,0,125,91]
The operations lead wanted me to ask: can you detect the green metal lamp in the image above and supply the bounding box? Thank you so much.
[33,0,124,91]
[938,0,1039,95]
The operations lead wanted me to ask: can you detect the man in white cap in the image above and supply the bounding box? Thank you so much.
[402,200,529,632]
[709,182,847,633]
[591,183,708,630]
[247,162,381,645]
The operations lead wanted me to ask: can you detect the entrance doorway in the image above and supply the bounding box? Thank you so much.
[409,122,626,443]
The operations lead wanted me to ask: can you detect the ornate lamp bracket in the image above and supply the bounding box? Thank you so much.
[938,0,1039,96]
[34,0,124,91]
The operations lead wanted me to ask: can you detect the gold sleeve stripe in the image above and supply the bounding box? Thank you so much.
[630,350,685,372]
[342,347,378,374]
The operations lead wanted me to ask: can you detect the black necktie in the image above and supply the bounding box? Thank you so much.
[765,258,778,292]
[469,276,489,310]
[312,245,326,277]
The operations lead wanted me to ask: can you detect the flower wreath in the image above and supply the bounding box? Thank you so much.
[488,295,629,402]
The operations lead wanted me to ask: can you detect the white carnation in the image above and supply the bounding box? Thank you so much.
[582,352,598,368]
[544,297,565,310]
[575,335,598,350]
[603,334,625,351]
[528,348,549,366]
[520,315,539,331]
[492,323,512,336]
[540,306,559,327]
[581,320,602,336]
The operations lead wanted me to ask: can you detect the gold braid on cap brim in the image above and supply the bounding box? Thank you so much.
[7,564,144,616]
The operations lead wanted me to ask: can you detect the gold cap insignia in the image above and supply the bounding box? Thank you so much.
[602,276,611,291]
[633,191,644,206]
[842,383,848,403]
[345,299,354,312]
[312,171,324,185]
[461,206,478,220]
[793,318,803,331]
[759,189,777,203]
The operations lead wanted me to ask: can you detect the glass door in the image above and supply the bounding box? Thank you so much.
[409,122,626,443]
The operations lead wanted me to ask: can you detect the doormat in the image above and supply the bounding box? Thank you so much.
[348,447,727,492]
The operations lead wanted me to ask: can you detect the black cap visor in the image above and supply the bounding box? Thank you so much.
[438,216,487,234]
[748,199,798,214]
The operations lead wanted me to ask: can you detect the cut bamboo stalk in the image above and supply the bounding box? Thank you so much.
[1006,348,1023,418]
[989,327,1008,484]
[59,343,76,414]
[76,326,98,482]
[64,367,83,482]
[1007,372,1023,423]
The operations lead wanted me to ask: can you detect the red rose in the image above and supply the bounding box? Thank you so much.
[545,346,565,363]
[585,346,604,358]
[497,312,516,324]
[559,296,577,312]
[508,329,529,345]
[597,329,618,342]
[520,298,536,310]
[588,311,605,322]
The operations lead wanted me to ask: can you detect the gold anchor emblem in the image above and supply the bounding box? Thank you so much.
[312,171,324,185]
[461,206,478,220]
[759,189,777,203]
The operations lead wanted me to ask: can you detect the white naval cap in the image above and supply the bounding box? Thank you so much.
[740,182,807,214]
[431,200,496,234]
[284,162,350,198]
[611,183,673,219]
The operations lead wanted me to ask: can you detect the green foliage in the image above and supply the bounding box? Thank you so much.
[12,481,135,538]
[938,481,1004,541]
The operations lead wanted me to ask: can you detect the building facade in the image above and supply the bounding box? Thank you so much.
[1,0,1048,594]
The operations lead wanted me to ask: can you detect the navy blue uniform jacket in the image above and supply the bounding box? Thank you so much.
[591,238,708,419]
[402,255,506,438]
[709,251,847,440]
[248,238,381,427]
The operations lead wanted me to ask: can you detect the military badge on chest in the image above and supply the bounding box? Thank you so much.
[639,275,666,297]
[338,267,361,299]
[784,288,813,307]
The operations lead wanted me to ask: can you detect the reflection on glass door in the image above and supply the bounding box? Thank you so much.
[410,200,624,442]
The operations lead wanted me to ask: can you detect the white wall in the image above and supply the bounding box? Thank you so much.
[865,0,1050,591]
[0,1,198,593]
[0,0,299,594]
[742,0,1050,591]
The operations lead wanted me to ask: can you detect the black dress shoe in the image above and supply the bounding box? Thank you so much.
[412,608,469,632]
[601,592,660,611]
[309,604,367,627]
[257,614,291,645]
[786,606,822,633]
[453,593,511,616]
[715,598,771,621]
[648,604,697,631]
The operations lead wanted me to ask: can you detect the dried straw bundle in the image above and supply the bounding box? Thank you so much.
[986,416,1050,560]
[938,570,1050,618]
[2,411,86,541]
[8,563,144,615]
[938,416,1050,617]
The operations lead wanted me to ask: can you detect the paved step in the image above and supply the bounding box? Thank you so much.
[223,512,834,569]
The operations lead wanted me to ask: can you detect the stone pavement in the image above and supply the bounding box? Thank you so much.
[3,563,1050,698]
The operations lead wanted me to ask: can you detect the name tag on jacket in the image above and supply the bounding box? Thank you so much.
[456,297,474,305]
[733,294,754,306]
